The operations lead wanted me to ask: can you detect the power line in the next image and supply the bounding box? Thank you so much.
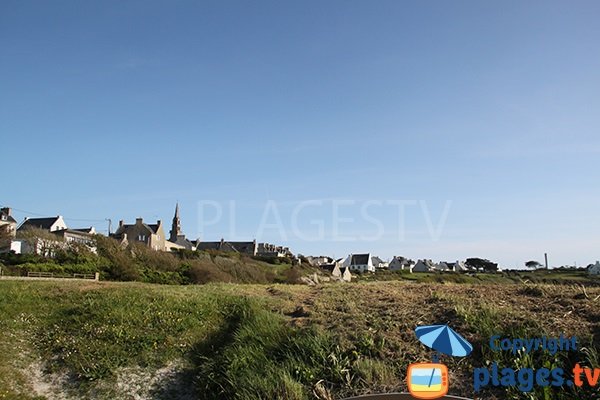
[1,205,107,223]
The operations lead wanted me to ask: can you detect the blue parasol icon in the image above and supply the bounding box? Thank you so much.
[415,324,473,358]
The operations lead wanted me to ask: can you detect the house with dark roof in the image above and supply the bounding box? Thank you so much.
[18,216,67,232]
[343,253,376,273]
[320,259,352,282]
[389,256,414,271]
[53,228,97,252]
[413,259,436,272]
[194,239,258,255]
[256,242,293,258]
[111,218,167,251]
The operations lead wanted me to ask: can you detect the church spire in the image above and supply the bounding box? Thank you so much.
[169,202,181,242]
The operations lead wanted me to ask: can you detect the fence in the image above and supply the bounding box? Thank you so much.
[0,268,99,281]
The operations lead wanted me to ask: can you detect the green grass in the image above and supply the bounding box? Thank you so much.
[0,281,395,399]
[1,280,599,399]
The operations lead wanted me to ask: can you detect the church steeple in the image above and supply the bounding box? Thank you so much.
[169,202,181,242]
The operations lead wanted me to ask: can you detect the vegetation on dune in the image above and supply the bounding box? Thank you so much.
[0,235,310,285]
[1,280,599,399]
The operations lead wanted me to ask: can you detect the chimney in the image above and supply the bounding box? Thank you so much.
[136,218,143,224]
[156,220,161,226]
[119,220,124,228]
[0,207,10,216]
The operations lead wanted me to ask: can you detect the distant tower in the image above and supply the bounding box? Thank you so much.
[169,203,181,242]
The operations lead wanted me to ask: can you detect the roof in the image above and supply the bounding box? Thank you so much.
[53,228,95,238]
[195,242,221,251]
[18,217,61,231]
[350,254,370,265]
[228,241,256,253]
[0,210,16,224]
[320,263,338,273]
[146,224,161,234]
[113,221,160,236]
[71,227,95,234]
[195,240,256,254]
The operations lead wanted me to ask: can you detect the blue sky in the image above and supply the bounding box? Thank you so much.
[2,0,599,267]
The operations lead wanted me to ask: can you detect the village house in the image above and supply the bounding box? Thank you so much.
[436,262,451,271]
[256,242,293,258]
[343,253,376,273]
[193,239,293,258]
[18,216,68,232]
[194,239,258,255]
[9,216,97,255]
[52,227,97,253]
[443,260,469,272]
[389,256,413,272]
[371,256,389,269]
[413,259,436,272]
[320,260,352,282]
[306,256,334,266]
[588,261,600,275]
[111,218,167,251]
[0,207,17,239]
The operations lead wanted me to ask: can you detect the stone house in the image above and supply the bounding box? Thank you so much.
[0,207,17,240]
[256,243,293,258]
[111,218,167,251]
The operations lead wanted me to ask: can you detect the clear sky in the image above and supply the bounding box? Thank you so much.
[2,0,599,268]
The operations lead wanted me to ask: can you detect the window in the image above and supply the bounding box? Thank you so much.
[138,235,146,241]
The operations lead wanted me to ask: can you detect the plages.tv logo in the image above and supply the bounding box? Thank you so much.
[408,324,473,399]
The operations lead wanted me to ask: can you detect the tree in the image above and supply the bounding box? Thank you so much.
[525,260,543,269]
[16,227,64,257]
[465,257,498,272]
[0,225,12,246]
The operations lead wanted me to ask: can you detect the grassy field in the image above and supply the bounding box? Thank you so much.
[0,279,599,400]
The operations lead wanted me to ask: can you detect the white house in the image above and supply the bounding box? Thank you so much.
[588,261,600,275]
[321,261,352,282]
[452,260,469,272]
[17,216,68,232]
[344,253,376,273]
